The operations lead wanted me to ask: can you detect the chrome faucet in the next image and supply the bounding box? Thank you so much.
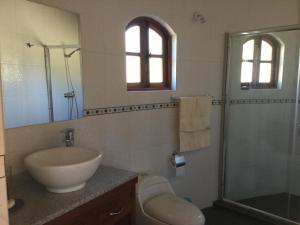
[61,128,74,147]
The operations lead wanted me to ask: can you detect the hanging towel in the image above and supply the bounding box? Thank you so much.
[179,96,212,152]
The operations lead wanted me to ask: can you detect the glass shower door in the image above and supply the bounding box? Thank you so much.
[222,27,300,223]
[287,82,300,221]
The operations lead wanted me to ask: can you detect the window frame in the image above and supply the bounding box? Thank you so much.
[125,17,172,91]
[241,35,280,89]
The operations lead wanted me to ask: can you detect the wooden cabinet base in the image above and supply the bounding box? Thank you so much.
[0,178,9,225]
[46,178,137,225]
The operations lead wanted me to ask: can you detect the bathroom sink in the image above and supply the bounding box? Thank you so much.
[24,147,103,193]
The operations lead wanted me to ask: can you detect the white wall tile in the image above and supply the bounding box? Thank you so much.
[81,51,106,108]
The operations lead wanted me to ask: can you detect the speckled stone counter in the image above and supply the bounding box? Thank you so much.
[8,166,137,225]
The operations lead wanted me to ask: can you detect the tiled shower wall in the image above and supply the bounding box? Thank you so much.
[4,0,300,209]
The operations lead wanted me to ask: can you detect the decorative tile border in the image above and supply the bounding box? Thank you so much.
[84,102,177,117]
[83,98,295,117]
[229,98,297,105]
[83,99,224,117]
[212,99,225,105]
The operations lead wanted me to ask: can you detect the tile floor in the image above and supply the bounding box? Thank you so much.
[239,193,300,223]
[202,206,273,225]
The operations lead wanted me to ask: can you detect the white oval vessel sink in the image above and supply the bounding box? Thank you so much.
[24,147,103,193]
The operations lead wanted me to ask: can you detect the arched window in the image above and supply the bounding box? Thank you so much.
[125,17,172,90]
[241,35,280,89]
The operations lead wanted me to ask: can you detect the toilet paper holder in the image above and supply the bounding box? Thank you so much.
[170,153,186,168]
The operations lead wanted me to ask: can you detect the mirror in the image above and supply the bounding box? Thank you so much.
[0,0,83,128]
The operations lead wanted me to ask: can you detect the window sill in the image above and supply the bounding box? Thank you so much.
[127,87,172,91]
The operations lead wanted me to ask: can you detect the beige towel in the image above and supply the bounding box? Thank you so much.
[179,96,212,131]
[179,96,212,152]
[180,129,210,152]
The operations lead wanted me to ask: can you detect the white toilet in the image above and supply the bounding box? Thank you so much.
[136,175,205,225]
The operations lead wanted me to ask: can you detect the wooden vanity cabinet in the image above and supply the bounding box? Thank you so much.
[46,178,137,225]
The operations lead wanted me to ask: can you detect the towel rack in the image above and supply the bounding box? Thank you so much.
[171,95,213,102]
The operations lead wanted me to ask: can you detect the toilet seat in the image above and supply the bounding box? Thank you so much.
[143,193,205,225]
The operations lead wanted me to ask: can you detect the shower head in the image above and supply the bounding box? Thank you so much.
[26,43,35,48]
[64,48,81,58]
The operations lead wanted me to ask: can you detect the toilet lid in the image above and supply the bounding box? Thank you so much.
[143,193,205,225]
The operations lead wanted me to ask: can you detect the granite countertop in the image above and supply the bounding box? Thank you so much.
[8,166,137,225]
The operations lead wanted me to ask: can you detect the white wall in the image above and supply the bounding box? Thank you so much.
[4,0,299,209]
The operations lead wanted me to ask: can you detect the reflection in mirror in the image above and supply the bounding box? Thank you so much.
[261,41,273,60]
[242,39,254,60]
[0,0,83,128]
[239,35,281,89]
[223,27,300,224]
[50,48,83,122]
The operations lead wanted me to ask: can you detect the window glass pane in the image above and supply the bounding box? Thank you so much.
[126,56,141,83]
[259,63,272,83]
[149,57,163,83]
[241,62,253,83]
[242,40,254,60]
[149,28,163,55]
[261,40,273,61]
[125,26,140,53]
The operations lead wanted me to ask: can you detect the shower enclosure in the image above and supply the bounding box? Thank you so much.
[47,46,82,122]
[220,25,300,225]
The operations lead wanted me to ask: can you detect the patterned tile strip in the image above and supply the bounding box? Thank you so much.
[83,102,178,117]
[229,98,296,105]
[83,98,295,117]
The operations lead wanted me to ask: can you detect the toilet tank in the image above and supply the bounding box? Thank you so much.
[137,175,175,205]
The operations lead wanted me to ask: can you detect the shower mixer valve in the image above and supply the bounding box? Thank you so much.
[64,91,75,98]
[61,128,75,147]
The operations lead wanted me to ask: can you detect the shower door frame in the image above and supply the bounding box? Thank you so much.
[219,24,300,225]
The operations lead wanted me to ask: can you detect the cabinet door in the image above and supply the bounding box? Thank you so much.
[45,206,98,225]
[46,179,137,225]
[0,178,8,225]
[99,181,136,225]
[62,213,96,225]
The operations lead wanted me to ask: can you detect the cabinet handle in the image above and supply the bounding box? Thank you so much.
[109,207,124,216]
